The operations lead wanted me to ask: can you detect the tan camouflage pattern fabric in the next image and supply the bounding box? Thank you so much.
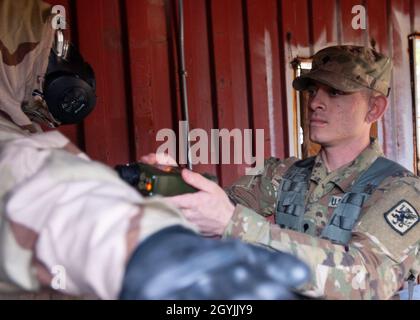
[224,138,420,299]
[0,0,55,126]
[0,0,193,300]
[0,114,194,299]
[293,46,392,96]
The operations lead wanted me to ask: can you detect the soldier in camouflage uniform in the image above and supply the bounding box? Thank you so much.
[0,0,310,300]
[163,46,420,299]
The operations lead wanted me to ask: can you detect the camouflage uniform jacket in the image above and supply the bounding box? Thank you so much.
[224,139,420,299]
[0,115,193,299]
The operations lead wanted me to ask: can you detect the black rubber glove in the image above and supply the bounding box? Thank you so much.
[119,225,310,300]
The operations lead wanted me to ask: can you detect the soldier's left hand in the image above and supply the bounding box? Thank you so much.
[164,169,235,236]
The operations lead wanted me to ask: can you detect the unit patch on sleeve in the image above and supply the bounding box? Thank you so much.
[384,200,419,236]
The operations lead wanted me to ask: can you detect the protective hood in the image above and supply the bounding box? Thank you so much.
[0,0,54,126]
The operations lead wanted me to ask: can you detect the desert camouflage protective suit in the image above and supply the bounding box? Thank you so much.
[0,0,195,299]
[224,46,420,300]
[0,0,310,301]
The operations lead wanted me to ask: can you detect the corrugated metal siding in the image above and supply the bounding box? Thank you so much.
[47,0,420,186]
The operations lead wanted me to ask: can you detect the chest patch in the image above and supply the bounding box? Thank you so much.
[384,201,419,236]
[328,196,343,208]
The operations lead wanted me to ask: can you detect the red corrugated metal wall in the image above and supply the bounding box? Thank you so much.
[46,0,420,186]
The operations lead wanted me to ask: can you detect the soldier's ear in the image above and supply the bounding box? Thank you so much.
[366,94,388,124]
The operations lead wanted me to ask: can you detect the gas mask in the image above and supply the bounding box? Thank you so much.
[25,30,96,127]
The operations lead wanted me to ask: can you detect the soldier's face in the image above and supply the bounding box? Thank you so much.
[307,83,371,147]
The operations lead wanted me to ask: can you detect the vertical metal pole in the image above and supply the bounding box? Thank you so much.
[178,0,192,170]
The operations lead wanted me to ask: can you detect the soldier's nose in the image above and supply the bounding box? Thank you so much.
[309,94,326,111]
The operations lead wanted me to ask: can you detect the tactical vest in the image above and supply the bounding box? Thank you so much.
[275,156,408,245]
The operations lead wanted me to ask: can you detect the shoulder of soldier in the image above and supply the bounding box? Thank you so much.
[355,167,420,262]
[262,156,300,181]
[377,166,420,198]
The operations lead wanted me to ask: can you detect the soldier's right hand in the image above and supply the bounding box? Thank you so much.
[140,152,178,167]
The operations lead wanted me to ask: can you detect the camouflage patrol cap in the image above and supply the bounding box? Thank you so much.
[293,45,392,96]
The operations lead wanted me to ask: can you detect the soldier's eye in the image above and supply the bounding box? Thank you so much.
[329,89,346,97]
[307,87,317,97]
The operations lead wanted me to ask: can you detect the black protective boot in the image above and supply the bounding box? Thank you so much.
[119,226,310,300]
